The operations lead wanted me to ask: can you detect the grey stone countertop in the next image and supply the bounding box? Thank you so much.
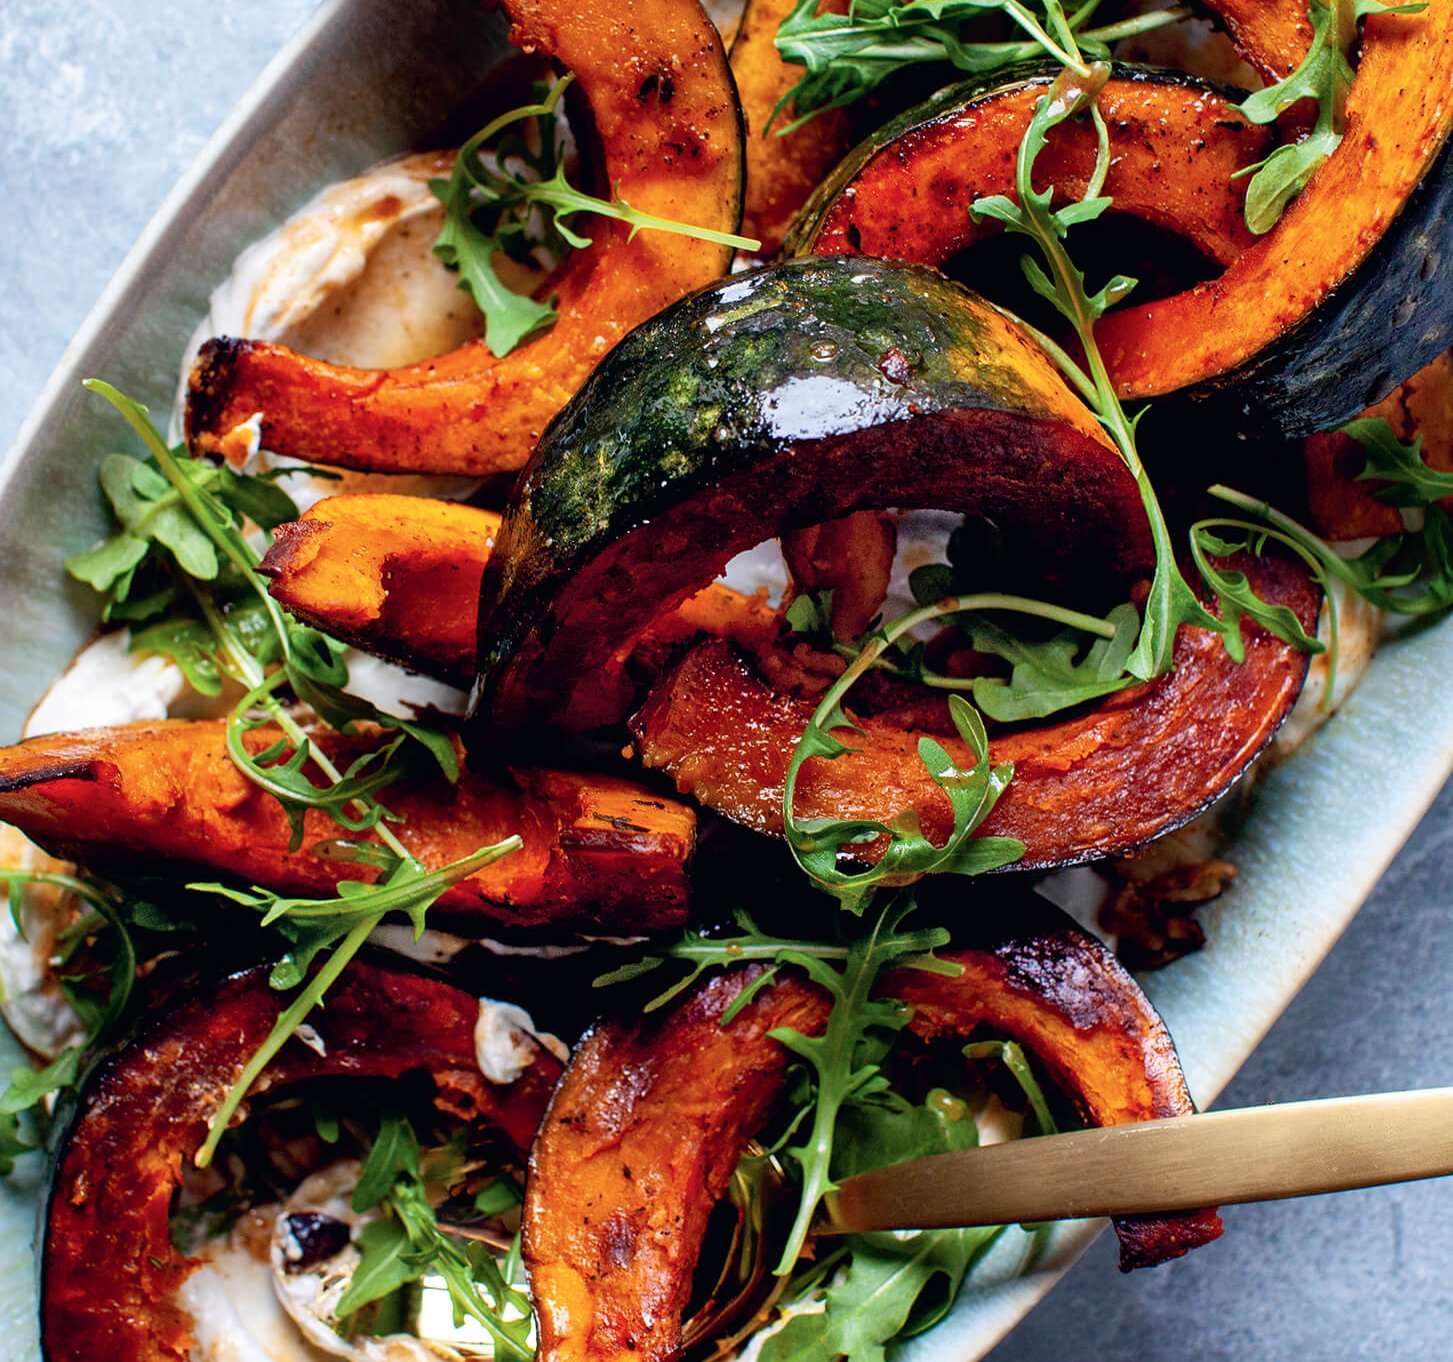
[2,5,1451,1360]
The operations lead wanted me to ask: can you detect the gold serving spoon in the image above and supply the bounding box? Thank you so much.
[822,1086,1453,1233]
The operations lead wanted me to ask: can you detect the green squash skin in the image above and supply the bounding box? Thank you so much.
[784,62,1453,442]
[473,257,1152,733]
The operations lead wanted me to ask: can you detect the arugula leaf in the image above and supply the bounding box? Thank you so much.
[964,601,1138,721]
[768,893,963,1273]
[335,1114,534,1360]
[432,75,758,357]
[770,0,1189,132]
[192,836,521,1168]
[781,589,1131,907]
[0,870,141,1173]
[1234,0,1425,234]
[1345,416,1453,507]
[1188,529,1325,664]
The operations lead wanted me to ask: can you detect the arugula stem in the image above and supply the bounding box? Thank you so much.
[196,912,375,1167]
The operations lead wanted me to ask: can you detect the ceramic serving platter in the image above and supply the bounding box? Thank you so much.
[2,1,1451,1358]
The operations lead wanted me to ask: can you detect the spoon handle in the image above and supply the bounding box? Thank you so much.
[823,1086,1453,1234]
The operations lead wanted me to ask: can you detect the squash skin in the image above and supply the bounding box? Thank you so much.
[522,902,1219,1362]
[40,957,563,1362]
[474,257,1153,733]
[185,0,745,477]
[0,720,695,935]
[630,553,1318,872]
[785,64,1271,271]
[261,492,780,692]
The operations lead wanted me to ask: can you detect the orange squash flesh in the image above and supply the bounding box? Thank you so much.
[186,0,744,477]
[1095,11,1453,420]
[632,554,1318,872]
[1304,351,1453,540]
[42,958,563,1362]
[730,0,854,255]
[0,720,695,935]
[794,67,1270,274]
[260,492,781,690]
[523,904,1219,1362]
[1199,0,1313,81]
[262,494,502,686]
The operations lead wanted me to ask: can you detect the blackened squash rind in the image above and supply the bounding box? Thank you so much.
[474,256,1153,732]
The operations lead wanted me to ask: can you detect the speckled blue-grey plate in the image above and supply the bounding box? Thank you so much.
[1,2,1450,1358]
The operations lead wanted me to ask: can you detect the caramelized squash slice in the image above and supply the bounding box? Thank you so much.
[0,720,695,935]
[186,0,745,476]
[632,554,1318,872]
[730,0,854,255]
[789,65,1270,270]
[523,900,1220,1361]
[1304,351,1453,541]
[262,492,780,691]
[262,494,502,686]
[43,958,563,1362]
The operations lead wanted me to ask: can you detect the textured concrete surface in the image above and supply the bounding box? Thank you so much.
[2,5,1452,1361]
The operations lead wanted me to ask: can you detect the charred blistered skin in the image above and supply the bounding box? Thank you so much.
[633,553,1318,873]
[523,903,1220,1361]
[0,720,696,935]
[41,958,564,1362]
[185,0,745,478]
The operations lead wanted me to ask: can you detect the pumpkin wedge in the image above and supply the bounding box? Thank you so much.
[1304,350,1453,541]
[475,257,1153,734]
[0,720,695,935]
[186,0,745,476]
[730,0,854,255]
[631,553,1318,872]
[262,494,502,686]
[791,38,1453,437]
[261,493,780,691]
[42,957,563,1362]
[1199,0,1312,81]
[787,65,1270,271]
[523,901,1220,1362]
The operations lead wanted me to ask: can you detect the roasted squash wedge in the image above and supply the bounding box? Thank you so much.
[1199,0,1312,81]
[475,257,1153,733]
[791,37,1453,438]
[186,0,745,477]
[42,957,563,1362]
[631,552,1317,872]
[1304,350,1453,540]
[261,492,781,691]
[730,0,854,255]
[787,64,1270,271]
[262,494,502,686]
[523,900,1219,1361]
[0,720,695,935]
